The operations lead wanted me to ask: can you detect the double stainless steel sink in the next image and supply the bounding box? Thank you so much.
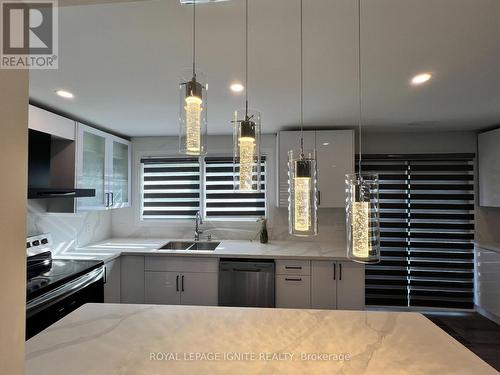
[159,241,220,251]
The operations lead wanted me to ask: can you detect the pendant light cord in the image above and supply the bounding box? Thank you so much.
[357,0,362,175]
[300,0,304,156]
[192,0,196,78]
[245,0,249,117]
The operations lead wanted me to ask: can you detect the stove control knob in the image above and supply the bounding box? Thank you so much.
[41,238,48,245]
[32,240,40,246]
[26,242,31,248]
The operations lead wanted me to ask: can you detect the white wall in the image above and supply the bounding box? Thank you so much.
[111,134,347,246]
[0,69,28,373]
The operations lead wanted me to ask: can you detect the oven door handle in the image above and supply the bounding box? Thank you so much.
[26,267,104,318]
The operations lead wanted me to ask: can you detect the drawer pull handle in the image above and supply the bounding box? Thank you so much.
[285,277,302,281]
[176,275,179,292]
[285,266,302,270]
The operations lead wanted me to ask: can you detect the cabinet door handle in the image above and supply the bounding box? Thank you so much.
[104,266,107,284]
[285,277,302,281]
[318,190,321,206]
[181,275,185,292]
[110,192,114,207]
[333,263,336,280]
[339,263,342,281]
[105,192,110,207]
[285,266,302,270]
[176,275,179,292]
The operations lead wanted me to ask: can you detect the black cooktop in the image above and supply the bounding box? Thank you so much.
[27,258,104,302]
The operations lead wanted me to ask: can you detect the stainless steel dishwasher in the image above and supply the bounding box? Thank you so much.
[219,259,275,308]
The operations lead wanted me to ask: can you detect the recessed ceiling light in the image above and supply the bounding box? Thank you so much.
[230,83,244,93]
[56,90,74,99]
[322,142,330,146]
[411,73,432,86]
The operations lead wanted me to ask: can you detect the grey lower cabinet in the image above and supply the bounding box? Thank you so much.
[275,260,311,308]
[311,260,337,309]
[335,261,365,310]
[104,257,121,303]
[311,260,365,310]
[144,271,179,304]
[144,256,218,306]
[276,259,365,310]
[120,256,145,304]
[119,255,362,309]
[476,247,500,318]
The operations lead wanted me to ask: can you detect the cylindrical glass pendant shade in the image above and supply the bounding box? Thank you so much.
[179,68,207,156]
[345,174,381,264]
[288,150,318,236]
[233,109,261,192]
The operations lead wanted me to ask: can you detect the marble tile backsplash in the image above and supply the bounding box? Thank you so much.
[111,206,347,247]
[27,200,112,255]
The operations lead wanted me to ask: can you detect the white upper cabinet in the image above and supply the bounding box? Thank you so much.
[76,123,131,211]
[316,130,355,207]
[277,131,315,207]
[28,105,76,140]
[277,130,354,207]
[478,129,500,207]
[111,138,131,208]
[76,125,108,211]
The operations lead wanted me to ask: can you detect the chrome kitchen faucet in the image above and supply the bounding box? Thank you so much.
[194,211,203,241]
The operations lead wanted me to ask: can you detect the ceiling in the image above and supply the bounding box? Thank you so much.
[29,0,500,137]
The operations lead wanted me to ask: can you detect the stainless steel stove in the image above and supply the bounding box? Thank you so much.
[26,234,104,340]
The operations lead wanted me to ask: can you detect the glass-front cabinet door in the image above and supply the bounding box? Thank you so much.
[110,138,131,208]
[76,123,131,212]
[76,125,108,211]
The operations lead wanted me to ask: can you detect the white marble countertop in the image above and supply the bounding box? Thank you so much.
[55,238,349,263]
[25,303,496,374]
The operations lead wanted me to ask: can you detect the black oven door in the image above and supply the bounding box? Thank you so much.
[26,267,104,340]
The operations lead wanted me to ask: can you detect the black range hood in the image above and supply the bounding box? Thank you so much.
[28,129,95,200]
[28,188,95,199]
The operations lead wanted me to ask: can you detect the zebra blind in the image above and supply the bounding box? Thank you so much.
[360,154,475,310]
[204,157,266,219]
[141,157,201,219]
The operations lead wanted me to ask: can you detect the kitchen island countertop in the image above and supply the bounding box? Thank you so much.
[55,237,349,262]
[25,303,497,374]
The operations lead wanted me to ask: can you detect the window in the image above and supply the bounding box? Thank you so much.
[360,154,475,310]
[141,156,266,221]
[204,157,266,220]
[141,157,201,220]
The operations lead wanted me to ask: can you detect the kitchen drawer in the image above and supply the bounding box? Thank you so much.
[275,275,311,308]
[145,256,218,273]
[276,259,311,275]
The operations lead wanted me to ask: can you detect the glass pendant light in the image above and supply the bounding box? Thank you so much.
[288,0,318,237]
[233,0,262,192]
[345,0,380,263]
[179,0,207,156]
